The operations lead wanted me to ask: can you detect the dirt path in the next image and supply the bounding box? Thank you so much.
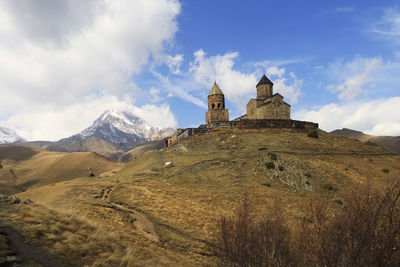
[97,185,160,242]
[110,202,160,242]
[0,225,73,267]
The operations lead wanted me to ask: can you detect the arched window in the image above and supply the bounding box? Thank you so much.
[211,103,215,109]
[217,103,221,109]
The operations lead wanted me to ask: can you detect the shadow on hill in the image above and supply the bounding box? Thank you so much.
[0,146,39,161]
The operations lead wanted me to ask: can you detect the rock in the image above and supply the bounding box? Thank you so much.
[164,161,173,168]
[23,198,32,204]
[179,145,188,152]
[0,194,7,201]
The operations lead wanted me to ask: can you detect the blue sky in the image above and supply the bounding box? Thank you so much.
[0,0,399,140]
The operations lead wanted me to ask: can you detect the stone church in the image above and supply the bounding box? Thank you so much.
[206,74,291,123]
[164,75,317,148]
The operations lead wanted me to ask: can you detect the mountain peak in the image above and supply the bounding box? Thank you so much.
[0,126,25,144]
[71,110,174,150]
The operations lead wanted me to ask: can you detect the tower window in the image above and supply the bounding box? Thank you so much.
[211,103,215,109]
[217,103,221,109]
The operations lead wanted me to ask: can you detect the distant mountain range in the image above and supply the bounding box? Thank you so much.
[3,110,175,161]
[330,128,400,154]
[0,127,24,144]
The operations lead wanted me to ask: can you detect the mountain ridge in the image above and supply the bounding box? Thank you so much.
[330,128,400,154]
[20,110,175,161]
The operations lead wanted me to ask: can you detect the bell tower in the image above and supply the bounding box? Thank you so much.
[206,82,229,124]
[256,74,273,99]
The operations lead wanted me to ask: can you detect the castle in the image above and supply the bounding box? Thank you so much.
[164,75,317,147]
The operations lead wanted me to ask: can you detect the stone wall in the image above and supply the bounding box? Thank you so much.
[200,119,318,130]
[206,109,229,124]
[164,119,318,148]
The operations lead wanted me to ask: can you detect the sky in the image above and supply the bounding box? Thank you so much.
[0,0,399,141]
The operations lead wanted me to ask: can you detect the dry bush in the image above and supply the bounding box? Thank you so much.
[212,182,400,267]
[298,182,400,267]
[212,200,294,267]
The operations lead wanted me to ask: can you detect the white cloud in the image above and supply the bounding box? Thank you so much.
[187,50,302,112]
[267,66,285,77]
[165,54,184,74]
[0,0,180,140]
[370,7,400,41]
[273,73,302,104]
[326,57,382,101]
[132,103,177,129]
[266,68,302,104]
[189,49,258,111]
[149,87,163,102]
[294,97,400,136]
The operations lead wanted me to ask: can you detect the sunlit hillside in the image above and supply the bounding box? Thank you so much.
[1,129,399,266]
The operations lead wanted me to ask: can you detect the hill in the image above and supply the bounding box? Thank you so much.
[1,129,399,266]
[0,145,122,194]
[46,136,125,160]
[331,128,400,154]
[120,140,164,162]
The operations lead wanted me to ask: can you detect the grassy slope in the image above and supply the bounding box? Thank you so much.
[3,129,400,266]
[0,146,122,193]
[121,140,164,162]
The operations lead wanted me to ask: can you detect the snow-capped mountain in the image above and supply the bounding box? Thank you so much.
[46,110,175,155]
[78,110,157,144]
[0,126,25,144]
[60,110,174,148]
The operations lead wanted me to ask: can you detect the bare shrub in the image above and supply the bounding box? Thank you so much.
[212,200,294,267]
[299,182,400,267]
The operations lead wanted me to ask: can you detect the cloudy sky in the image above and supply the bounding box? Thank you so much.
[0,0,399,141]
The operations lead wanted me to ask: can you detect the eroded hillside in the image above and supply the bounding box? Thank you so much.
[1,129,399,266]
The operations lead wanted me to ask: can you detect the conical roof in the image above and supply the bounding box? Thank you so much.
[209,81,224,95]
[257,74,273,86]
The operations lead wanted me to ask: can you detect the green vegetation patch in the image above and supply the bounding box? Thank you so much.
[382,168,390,174]
[307,131,319,139]
[321,183,338,192]
[335,199,343,206]
[265,162,275,169]
[268,153,278,161]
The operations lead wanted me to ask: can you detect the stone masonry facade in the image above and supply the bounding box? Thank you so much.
[244,75,290,120]
[206,82,229,124]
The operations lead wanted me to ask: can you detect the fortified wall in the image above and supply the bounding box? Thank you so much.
[165,75,318,147]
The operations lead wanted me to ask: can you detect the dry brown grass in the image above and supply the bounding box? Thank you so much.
[0,146,123,191]
[1,129,399,266]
